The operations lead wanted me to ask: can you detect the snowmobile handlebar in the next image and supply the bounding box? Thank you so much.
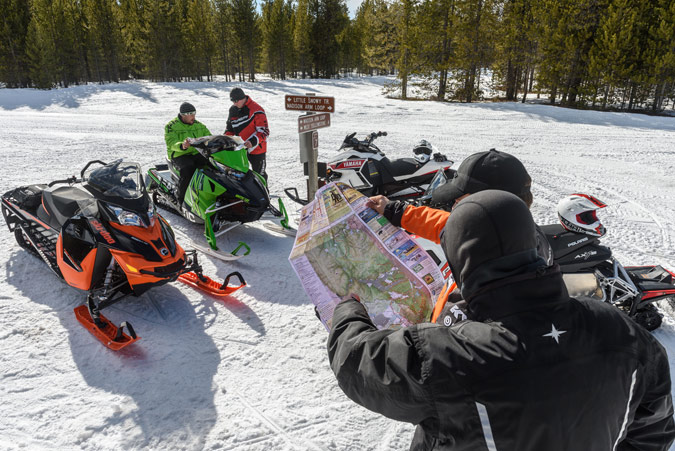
[339,131,387,153]
[80,160,109,180]
[48,175,79,187]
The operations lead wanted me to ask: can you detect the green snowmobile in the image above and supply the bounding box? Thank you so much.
[147,135,293,261]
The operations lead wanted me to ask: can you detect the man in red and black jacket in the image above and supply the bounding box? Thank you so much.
[225,88,270,182]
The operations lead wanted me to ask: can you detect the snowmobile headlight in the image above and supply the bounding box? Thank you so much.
[109,205,145,227]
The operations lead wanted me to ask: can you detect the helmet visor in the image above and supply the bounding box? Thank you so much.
[577,210,599,225]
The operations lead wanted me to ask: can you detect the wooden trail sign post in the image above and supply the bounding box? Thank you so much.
[286,94,335,201]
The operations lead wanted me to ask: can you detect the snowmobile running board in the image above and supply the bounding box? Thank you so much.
[178,271,246,298]
[74,305,140,351]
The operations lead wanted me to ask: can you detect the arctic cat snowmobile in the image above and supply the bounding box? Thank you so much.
[416,176,675,331]
[285,131,455,206]
[1,159,246,350]
[147,135,294,260]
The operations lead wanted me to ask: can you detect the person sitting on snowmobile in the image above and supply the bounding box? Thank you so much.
[329,190,675,451]
[367,149,553,326]
[164,102,211,205]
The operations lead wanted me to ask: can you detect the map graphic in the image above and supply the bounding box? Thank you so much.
[289,183,444,330]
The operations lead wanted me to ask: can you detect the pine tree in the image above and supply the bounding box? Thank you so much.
[362,0,399,75]
[495,0,538,101]
[184,0,217,80]
[231,0,259,81]
[0,0,31,87]
[213,0,236,81]
[396,0,417,99]
[116,0,146,79]
[262,0,293,79]
[453,0,499,102]
[310,0,349,78]
[293,0,313,78]
[143,0,183,81]
[26,0,82,88]
[82,0,123,83]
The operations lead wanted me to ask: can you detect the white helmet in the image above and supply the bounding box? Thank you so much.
[413,140,434,164]
[557,193,607,237]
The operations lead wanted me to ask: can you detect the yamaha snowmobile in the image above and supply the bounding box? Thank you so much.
[147,135,294,261]
[285,132,455,205]
[1,159,246,350]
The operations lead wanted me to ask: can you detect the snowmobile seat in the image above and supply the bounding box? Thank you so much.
[628,266,675,292]
[383,157,421,179]
[38,186,93,230]
[541,223,601,260]
[167,159,181,183]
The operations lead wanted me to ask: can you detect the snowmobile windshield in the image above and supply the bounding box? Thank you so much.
[212,148,249,174]
[86,160,144,200]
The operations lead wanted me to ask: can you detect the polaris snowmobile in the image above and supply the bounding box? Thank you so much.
[285,132,455,205]
[147,135,294,261]
[1,159,246,350]
[539,193,674,331]
[415,180,675,331]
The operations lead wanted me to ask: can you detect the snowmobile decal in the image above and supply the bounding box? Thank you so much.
[90,219,115,244]
[332,159,366,170]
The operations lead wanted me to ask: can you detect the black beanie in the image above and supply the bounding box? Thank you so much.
[230,88,246,102]
[440,190,543,300]
[179,102,196,114]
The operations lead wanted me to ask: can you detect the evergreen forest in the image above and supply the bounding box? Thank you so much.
[1,0,674,111]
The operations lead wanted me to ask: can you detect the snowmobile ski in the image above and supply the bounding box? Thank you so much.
[188,239,250,261]
[263,198,297,236]
[74,305,140,351]
[178,271,246,298]
[171,227,250,261]
[263,222,297,237]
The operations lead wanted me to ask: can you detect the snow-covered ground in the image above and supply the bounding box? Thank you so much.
[1,77,674,450]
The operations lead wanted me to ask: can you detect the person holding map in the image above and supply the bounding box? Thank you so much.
[366,149,552,325]
[328,189,675,451]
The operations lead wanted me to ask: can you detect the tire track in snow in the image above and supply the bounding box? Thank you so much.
[234,392,325,451]
[533,166,675,267]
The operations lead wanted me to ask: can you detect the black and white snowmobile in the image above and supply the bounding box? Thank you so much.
[1,159,246,350]
[416,184,675,331]
[147,135,295,262]
[285,132,455,205]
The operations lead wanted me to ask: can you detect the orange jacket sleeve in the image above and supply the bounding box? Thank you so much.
[400,205,450,244]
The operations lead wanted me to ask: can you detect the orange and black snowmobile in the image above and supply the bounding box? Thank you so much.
[1,159,245,350]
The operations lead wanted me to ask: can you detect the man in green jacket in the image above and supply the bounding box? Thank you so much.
[164,102,211,204]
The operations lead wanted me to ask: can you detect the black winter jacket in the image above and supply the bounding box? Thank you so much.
[328,270,675,451]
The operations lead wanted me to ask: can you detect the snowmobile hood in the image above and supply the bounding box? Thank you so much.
[440,190,546,301]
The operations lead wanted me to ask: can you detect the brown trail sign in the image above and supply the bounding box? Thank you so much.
[285,95,335,113]
[298,113,331,133]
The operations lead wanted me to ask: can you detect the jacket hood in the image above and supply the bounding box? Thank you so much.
[440,190,546,301]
